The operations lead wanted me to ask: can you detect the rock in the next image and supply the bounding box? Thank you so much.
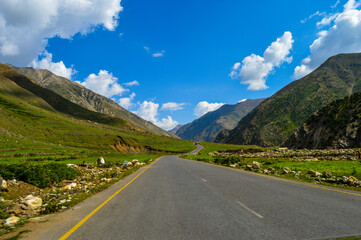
[67,164,79,169]
[23,195,42,209]
[63,183,77,190]
[4,216,20,226]
[59,199,66,204]
[283,167,291,174]
[230,164,237,168]
[127,162,133,167]
[264,169,270,175]
[268,168,276,174]
[0,177,7,189]
[97,157,105,165]
[132,159,139,164]
[323,171,332,178]
[342,176,349,183]
[246,164,252,170]
[312,172,322,177]
[252,161,260,169]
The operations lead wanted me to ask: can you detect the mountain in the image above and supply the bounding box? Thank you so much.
[0,63,192,153]
[284,91,361,149]
[169,124,182,134]
[215,53,361,146]
[8,65,176,138]
[175,99,264,142]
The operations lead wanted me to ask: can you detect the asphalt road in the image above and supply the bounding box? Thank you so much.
[30,145,361,240]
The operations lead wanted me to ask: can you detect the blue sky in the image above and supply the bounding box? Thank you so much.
[2,0,361,130]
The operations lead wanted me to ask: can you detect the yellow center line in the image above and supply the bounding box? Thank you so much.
[58,158,160,240]
[186,158,361,198]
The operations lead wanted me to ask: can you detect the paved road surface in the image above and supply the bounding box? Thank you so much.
[30,146,361,240]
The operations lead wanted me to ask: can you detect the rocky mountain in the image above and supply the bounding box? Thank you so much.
[169,124,182,134]
[175,99,264,142]
[284,91,361,149]
[8,65,176,138]
[215,53,361,146]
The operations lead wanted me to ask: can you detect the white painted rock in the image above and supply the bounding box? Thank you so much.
[63,183,77,190]
[23,195,42,209]
[0,178,7,189]
[97,157,105,165]
[5,216,20,226]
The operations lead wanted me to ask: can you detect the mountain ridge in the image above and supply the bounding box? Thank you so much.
[215,53,361,146]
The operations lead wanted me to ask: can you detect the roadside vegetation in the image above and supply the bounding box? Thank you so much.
[185,142,361,191]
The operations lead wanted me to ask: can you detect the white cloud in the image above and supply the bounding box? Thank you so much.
[152,50,165,58]
[135,101,180,130]
[194,101,224,117]
[144,46,150,52]
[156,116,179,130]
[80,70,127,98]
[0,0,123,66]
[332,0,341,9]
[294,0,361,78]
[119,92,136,109]
[230,31,294,90]
[124,80,139,87]
[301,11,326,24]
[161,102,186,111]
[136,101,159,123]
[30,51,76,79]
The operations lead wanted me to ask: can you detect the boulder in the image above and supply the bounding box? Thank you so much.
[268,168,276,174]
[312,172,322,177]
[4,216,20,226]
[97,157,105,165]
[0,177,7,189]
[283,167,291,174]
[123,161,128,167]
[323,171,332,178]
[23,195,42,209]
[132,159,139,164]
[246,164,253,170]
[252,161,260,169]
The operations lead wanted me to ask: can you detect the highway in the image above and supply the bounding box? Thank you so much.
[29,145,361,240]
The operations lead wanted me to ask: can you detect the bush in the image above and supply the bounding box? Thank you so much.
[214,156,240,166]
[0,163,77,188]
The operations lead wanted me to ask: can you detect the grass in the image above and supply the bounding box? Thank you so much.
[185,143,361,190]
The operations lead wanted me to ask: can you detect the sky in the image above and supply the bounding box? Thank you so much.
[1,0,361,130]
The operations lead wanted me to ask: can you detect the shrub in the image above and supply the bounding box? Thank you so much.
[0,163,77,188]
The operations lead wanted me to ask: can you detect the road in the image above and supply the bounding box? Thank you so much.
[28,144,361,240]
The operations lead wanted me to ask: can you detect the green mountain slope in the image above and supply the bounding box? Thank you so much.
[176,99,264,142]
[0,64,193,154]
[8,65,176,138]
[215,53,361,146]
[284,91,361,149]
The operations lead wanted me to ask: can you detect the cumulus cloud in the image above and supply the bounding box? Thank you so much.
[156,116,179,130]
[161,102,186,111]
[294,0,361,79]
[135,101,179,130]
[124,80,139,87]
[119,92,136,109]
[80,70,127,98]
[194,101,224,117]
[230,31,294,90]
[30,51,76,79]
[0,0,123,66]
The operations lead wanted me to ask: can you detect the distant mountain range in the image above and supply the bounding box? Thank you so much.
[284,91,361,149]
[215,53,361,146]
[8,65,176,138]
[174,99,264,142]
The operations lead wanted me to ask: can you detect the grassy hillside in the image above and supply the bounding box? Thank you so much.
[9,65,177,138]
[216,53,361,146]
[176,99,264,142]
[0,65,195,161]
[284,91,361,149]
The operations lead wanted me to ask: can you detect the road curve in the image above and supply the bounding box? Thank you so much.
[30,153,361,240]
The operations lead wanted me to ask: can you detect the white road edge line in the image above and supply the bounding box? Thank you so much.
[201,178,207,182]
[236,201,264,219]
